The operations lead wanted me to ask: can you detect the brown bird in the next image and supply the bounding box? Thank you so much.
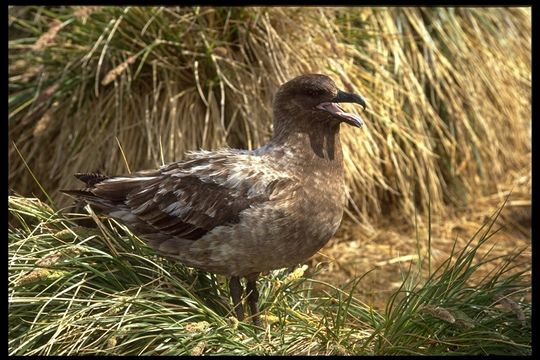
[62,74,366,325]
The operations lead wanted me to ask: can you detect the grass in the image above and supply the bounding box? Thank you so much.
[8,6,531,226]
[8,195,531,355]
[7,6,531,355]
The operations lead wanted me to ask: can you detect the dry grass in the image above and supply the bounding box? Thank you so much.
[312,152,531,308]
[8,3,532,332]
[8,6,531,226]
[7,7,531,355]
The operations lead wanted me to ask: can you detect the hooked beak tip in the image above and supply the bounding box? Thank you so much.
[332,89,367,111]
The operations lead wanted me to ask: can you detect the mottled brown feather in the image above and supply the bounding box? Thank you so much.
[63,153,294,247]
[62,73,366,278]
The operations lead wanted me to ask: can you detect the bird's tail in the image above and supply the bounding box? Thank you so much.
[61,171,159,210]
[61,172,109,194]
[61,172,118,211]
[73,172,111,186]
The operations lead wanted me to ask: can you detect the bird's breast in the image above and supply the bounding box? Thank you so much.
[298,168,345,243]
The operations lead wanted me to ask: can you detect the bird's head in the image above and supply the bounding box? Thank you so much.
[272,74,366,136]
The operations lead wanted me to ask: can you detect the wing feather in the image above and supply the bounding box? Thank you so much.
[65,151,295,246]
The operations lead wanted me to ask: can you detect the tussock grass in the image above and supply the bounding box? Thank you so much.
[8,6,531,225]
[311,160,531,309]
[8,195,531,355]
[7,7,532,355]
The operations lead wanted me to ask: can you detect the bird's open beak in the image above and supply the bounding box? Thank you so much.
[316,90,367,128]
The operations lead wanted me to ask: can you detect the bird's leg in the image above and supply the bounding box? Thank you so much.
[229,276,245,321]
[245,273,261,327]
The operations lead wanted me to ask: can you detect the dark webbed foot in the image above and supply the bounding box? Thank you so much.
[229,276,244,321]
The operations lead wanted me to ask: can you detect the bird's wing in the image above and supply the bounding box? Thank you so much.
[65,150,296,242]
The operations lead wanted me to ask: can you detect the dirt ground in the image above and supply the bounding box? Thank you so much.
[309,164,531,310]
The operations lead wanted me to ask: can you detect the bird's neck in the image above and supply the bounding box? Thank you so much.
[264,120,344,172]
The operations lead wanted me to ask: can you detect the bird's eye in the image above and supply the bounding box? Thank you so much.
[307,89,323,97]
